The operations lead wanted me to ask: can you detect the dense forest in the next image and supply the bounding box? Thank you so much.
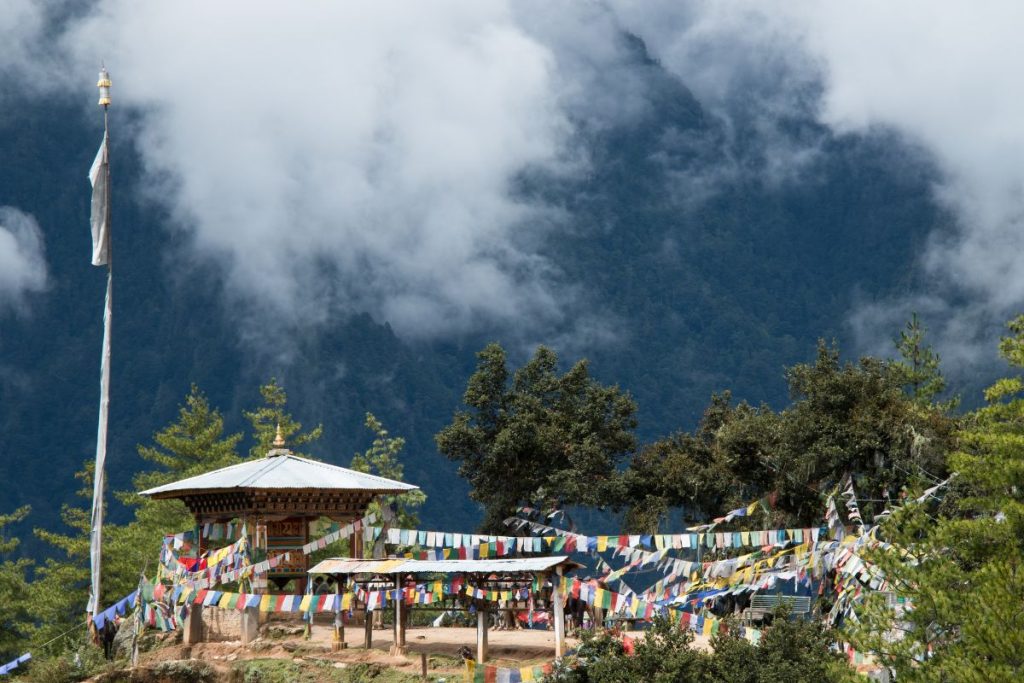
[2,309,1023,681]
[3,16,1020,681]
[0,31,955,547]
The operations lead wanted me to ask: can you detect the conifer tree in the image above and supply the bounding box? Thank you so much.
[850,314,1024,680]
[108,385,243,597]
[437,343,637,532]
[893,312,948,405]
[244,378,322,458]
[351,413,426,529]
[0,506,33,660]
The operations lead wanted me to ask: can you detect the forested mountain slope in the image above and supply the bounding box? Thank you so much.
[0,35,944,545]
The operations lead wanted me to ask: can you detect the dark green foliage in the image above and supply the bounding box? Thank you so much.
[350,412,426,528]
[544,616,854,683]
[244,379,323,459]
[849,315,1024,681]
[436,343,637,531]
[893,313,948,405]
[0,505,33,660]
[0,31,953,540]
[619,340,956,530]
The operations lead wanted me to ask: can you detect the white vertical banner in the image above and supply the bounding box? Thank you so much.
[88,133,110,267]
[88,270,112,614]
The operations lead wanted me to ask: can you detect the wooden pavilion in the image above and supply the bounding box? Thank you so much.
[139,428,417,643]
[307,556,582,662]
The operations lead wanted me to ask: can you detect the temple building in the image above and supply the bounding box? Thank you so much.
[140,427,417,591]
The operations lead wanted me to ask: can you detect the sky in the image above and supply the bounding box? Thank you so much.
[1,0,1022,370]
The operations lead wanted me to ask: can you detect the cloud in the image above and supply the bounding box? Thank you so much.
[5,0,1020,374]
[39,1,597,341]
[797,2,1024,367]
[607,1,1024,368]
[0,207,48,311]
[606,0,828,190]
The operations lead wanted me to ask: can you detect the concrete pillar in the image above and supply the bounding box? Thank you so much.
[183,604,204,645]
[553,569,566,659]
[476,605,489,664]
[241,606,259,646]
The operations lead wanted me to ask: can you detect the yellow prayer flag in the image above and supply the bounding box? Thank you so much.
[299,595,313,612]
[702,617,714,636]
[260,595,272,612]
[342,593,353,610]
[597,536,608,552]
[741,531,750,546]
[522,665,535,682]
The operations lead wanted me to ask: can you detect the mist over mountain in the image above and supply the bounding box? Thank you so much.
[0,2,1015,549]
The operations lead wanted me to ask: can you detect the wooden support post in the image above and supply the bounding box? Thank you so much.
[391,577,407,655]
[333,583,346,651]
[398,591,407,647]
[553,568,566,659]
[476,604,489,664]
[364,603,373,650]
[420,652,428,679]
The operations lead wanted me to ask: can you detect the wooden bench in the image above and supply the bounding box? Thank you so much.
[742,594,812,625]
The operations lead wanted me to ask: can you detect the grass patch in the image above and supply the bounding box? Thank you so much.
[231,659,423,683]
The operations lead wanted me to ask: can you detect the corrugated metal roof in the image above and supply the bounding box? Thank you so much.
[139,453,418,497]
[308,556,580,575]
[308,559,409,574]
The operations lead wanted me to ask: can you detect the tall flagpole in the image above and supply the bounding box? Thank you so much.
[87,67,113,621]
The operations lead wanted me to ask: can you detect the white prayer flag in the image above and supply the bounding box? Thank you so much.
[88,133,110,266]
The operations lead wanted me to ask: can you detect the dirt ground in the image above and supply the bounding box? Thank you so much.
[142,622,711,677]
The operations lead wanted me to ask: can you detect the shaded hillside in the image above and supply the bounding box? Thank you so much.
[0,35,945,547]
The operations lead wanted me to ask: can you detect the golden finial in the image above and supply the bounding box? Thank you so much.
[97,67,111,108]
[273,423,285,448]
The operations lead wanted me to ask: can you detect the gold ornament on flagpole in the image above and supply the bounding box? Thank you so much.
[97,67,111,108]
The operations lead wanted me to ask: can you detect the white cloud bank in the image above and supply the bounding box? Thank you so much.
[608,0,1024,368]
[58,1,585,339]
[3,1,1023,366]
[0,207,48,311]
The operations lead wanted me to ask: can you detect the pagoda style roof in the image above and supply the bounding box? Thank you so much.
[139,453,418,499]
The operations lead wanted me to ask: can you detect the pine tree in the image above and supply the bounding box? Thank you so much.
[0,506,33,660]
[108,385,243,600]
[851,314,1024,680]
[350,413,426,529]
[243,378,322,458]
[893,313,949,405]
[29,386,243,651]
[30,465,97,648]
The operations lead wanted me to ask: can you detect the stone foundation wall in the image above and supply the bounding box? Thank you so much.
[200,607,242,641]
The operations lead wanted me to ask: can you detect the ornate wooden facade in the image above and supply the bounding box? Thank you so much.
[140,430,417,589]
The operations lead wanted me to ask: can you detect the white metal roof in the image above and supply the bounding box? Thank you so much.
[139,453,418,497]
[306,559,410,574]
[308,556,580,575]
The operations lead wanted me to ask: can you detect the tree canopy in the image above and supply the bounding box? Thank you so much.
[351,412,426,529]
[436,343,637,532]
[849,315,1024,680]
[617,339,955,531]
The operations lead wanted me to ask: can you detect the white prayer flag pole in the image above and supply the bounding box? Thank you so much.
[87,66,113,619]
